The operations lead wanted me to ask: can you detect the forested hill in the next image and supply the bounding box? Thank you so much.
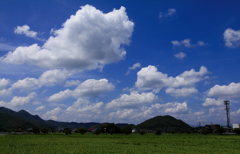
[0,107,131,129]
[0,107,191,130]
[137,115,191,129]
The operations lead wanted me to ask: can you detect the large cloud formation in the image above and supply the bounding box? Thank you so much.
[0,92,37,108]
[106,91,159,109]
[1,5,134,70]
[48,78,115,102]
[208,82,240,99]
[135,65,209,93]
[11,69,71,91]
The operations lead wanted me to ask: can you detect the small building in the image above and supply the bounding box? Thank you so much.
[132,129,137,133]
[204,124,220,133]
[233,124,240,129]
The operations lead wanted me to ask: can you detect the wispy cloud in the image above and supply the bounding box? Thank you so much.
[14,25,45,41]
[174,52,186,59]
[126,63,141,75]
[171,39,207,47]
[159,8,176,18]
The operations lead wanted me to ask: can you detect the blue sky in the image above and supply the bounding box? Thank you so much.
[0,0,240,126]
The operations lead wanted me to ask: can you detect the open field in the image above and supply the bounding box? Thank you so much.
[0,133,239,154]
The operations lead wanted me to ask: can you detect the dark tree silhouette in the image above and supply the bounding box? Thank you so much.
[155,129,162,135]
[78,127,87,135]
[32,127,40,134]
[64,128,71,135]
[139,130,146,135]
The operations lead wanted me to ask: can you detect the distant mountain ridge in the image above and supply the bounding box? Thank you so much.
[0,107,131,129]
[0,107,191,130]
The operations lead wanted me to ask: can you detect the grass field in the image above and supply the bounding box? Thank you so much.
[0,133,239,154]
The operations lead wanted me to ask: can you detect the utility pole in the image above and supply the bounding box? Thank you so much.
[224,100,230,128]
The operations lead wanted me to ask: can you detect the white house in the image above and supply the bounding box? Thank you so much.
[232,124,240,129]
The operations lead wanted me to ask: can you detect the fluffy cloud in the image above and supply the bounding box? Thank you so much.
[231,109,240,123]
[47,89,72,102]
[14,25,43,41]
[0,78,10,89]
[0,79,11,96]
[1,5,134,71]
[208,82,240,99]
[126,63,141,75]
[174,52,186,59]
[223,28,240,48]
[43,98,105,122]
[14,25,37,38]
[0,92,37,109]
[42,107,61,121]
[48,78,114,102]
[108,102,189,124]
[166,87,198,97]
[0,89,12,96]
[11,69,70,91]
[164,102,189,113]
[171,39,206,47]
[35,105,45,111]
[106,91,159,109]
[202,98,223,106]
[159,8,176,18]
[135,65,209,91]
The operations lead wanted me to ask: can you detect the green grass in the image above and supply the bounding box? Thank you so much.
[0,133,239,154]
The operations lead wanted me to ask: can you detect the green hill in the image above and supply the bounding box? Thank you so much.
[0,107,191,130]
[137,115,191,129]
[0,107,36,129]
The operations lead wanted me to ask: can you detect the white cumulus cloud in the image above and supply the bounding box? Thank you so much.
[223,28,240,48]
[35,105,45,111]
[0,78,10,89]
[43,98,105,122]
[0,89,12,96]
[0,92,37,109]
[1,5,134,71]
[14,25,44,41]
[202,98,223,107]
[11,69,70,91]
[208,82,240,99]
[106,91,159,109]
[135,65,209,91]
[108,101,189,124]
[48,78,114,102]
[165,87,198,97]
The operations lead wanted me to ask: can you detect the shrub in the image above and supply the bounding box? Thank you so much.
[170,130,176,134]
[139,130,146,135]
[32,127,40,134]
[64,128,71,135]
[41,128,49,134]
[94,129,101,135]
[78,127,87,135]
[155,129,162,135]
[234,128,240,135]
[200,128,209,135]
[121,126,132,135]
[216,127,226,135]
